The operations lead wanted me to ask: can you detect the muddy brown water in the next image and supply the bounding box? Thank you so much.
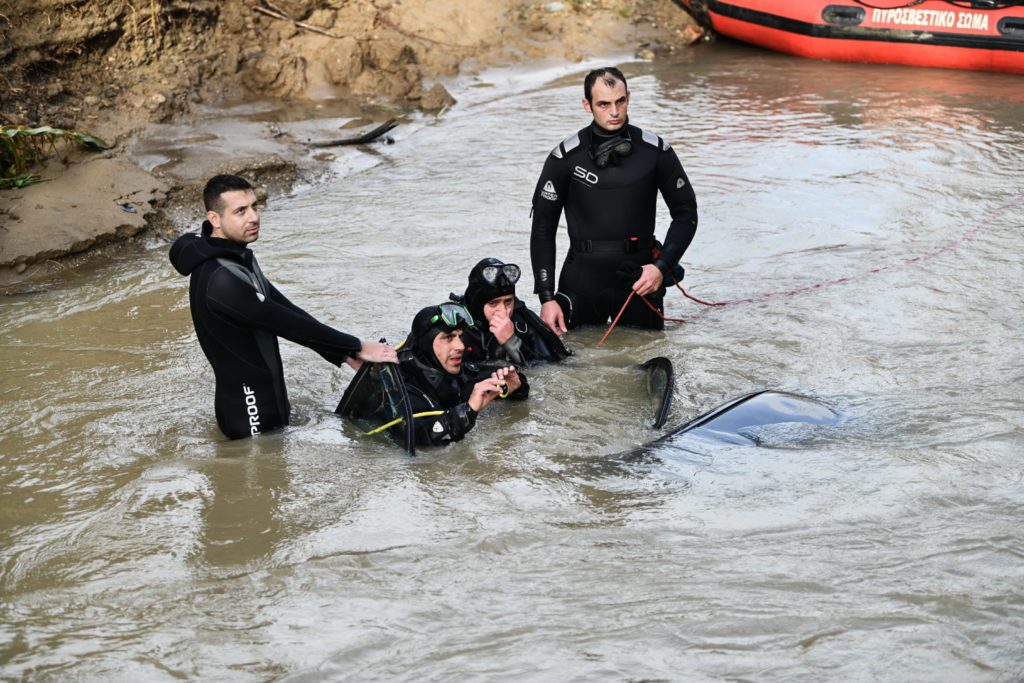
[3,45,1024,680]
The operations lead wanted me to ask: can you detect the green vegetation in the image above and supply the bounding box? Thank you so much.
[1,117,111,190]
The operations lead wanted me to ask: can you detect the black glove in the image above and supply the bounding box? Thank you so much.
[616,260,643,287]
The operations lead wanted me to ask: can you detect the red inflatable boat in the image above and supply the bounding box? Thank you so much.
[679,1,1024,74]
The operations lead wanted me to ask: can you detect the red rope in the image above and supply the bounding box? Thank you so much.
[677,191,1024,308]
[598,290,634,347]
[598,289,687,347]
[598,192,1024,347]
[676,280,726,306]
[638,291,687,323]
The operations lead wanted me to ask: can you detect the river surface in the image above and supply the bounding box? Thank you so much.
[3,43,1024,681]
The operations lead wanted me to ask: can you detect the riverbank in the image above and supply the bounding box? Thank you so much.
[0,0,701,289]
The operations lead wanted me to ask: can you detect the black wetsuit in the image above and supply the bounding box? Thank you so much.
[169,233,362,439]
[453,297,571,368]
[399,351,479,447]
[530,122,698,329]
[399,349,528,447]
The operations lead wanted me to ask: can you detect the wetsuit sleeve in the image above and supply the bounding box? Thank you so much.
[407,388,477,447]
[530,151,571,303]
[518,306,571,362]
[265,280,317,321]
[653,148,699,276]
[501,334,526,366]
[206,268,362,366]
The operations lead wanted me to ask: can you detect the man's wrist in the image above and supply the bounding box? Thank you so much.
[538,291,555,304]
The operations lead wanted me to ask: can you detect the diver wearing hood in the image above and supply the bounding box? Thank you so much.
[451,257,571,368]
[169,174,397,440]
[399,302,525,447]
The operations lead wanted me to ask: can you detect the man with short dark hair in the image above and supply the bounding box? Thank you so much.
[169,174,396,439]
[530,66,699,333]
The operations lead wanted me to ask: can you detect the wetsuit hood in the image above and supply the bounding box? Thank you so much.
[403,305,477,406]
[409,305,447,370]
[169,232,250,276]
[400,349,469,407]
[463,257,516,323]
[409,304,476,372]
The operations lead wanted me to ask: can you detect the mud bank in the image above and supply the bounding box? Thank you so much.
[0,0,701,288]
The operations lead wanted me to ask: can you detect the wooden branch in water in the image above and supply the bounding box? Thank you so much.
[307,119,399,148]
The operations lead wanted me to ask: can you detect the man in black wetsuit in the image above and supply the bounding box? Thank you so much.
[169,174,397,439]
[530,66,699,333]
[452,257,571,368]
[399,302,524,447]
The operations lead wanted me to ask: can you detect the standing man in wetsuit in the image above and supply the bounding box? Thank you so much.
[530,66,699,332]
[169,174,397,439]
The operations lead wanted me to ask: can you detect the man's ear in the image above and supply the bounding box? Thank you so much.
[582,97,592,114]
[206,209,221,229]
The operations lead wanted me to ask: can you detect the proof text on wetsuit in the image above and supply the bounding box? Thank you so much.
[242,383,261,435]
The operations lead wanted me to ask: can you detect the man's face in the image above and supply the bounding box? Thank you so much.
[483,294,515,323]
[432,329,466,375]
[583,78,630,132]
[208,189,260,245]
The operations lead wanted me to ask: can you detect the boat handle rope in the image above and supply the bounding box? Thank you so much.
[850,0,925,10]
